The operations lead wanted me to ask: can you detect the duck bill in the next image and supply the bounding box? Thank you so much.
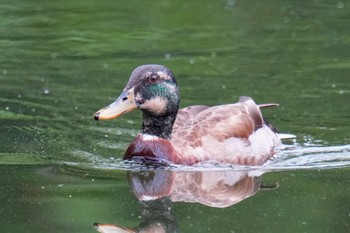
[93,88,137,120]
[93,223,135,233]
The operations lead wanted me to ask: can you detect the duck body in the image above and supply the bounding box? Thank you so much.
[94,65,281,165]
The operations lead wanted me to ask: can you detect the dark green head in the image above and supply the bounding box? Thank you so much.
[94,64,180,139]
[127,64,180,117]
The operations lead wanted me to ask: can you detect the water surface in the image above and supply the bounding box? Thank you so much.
[1,0,350,232]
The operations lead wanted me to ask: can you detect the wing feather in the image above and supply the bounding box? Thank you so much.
[171,97,264,149]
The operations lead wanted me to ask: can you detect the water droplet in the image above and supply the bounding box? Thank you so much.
[5,106,9,111]
[222,85,226,89]
[164,52,171,59]
[32,108,36,112]
[17,94,22,98]
[189,58,195,64]
[339,90,344,94]
[69,195,72,198]
[74,106,78,110]
[291,32,297,38]
[58,184,64,187]
[227,0,236,6]
[43,89,50,94]
[331,84,337,88]
[337,1,344,9]
[104,134,109,138]
[51,53,58,59]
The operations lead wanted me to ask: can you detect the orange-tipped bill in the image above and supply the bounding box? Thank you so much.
[94,88,137,120]
[93,223,135,233]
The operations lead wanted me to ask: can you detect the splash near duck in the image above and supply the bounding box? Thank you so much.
[94,64,282,165]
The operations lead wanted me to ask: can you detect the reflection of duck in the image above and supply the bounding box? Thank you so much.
[94,169,268,233]
[129,170,262,208]
[94,64,281,165]
[94,197,178,233]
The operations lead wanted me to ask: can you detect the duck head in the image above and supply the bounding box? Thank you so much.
[94,65,180,140]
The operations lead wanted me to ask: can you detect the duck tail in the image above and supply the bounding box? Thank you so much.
[257,103,279,133]
[238,97,280,133]
[258,103,279,109]
[263,119,279,133]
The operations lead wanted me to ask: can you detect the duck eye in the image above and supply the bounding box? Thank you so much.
[149,75,159,83]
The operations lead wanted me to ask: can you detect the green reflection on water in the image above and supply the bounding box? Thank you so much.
[1,0,349,164]
[1,165,350,233]
[0,0,350,232]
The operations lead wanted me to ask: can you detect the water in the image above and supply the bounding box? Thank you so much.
[1,0,350,232]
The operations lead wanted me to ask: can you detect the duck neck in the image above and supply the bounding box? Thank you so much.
[140,111,176,140]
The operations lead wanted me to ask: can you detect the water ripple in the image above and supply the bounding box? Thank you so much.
[68,144,350,172]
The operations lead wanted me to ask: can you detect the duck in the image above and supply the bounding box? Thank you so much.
[93,64,281,165]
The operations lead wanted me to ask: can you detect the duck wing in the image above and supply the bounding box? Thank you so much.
[172,97,265,147]
[172,105,209,131]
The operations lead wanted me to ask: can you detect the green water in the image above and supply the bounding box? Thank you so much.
[1,0,350,232]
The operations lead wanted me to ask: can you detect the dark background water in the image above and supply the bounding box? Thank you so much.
[1,0,350,232]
